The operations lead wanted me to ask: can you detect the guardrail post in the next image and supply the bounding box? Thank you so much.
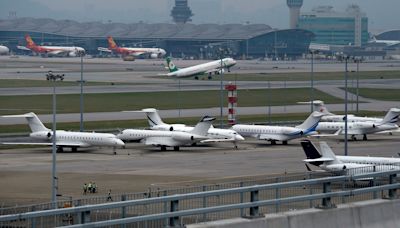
[202,185,207,222]
[169,200,179,227]
[30,205,36,228]
[244,190,262,218]
[163,190,168,227]
[81,211,91,224]
[121,195,126,228]
[318,181,335,209]
[388,174,397,199]
[240,182,244,217]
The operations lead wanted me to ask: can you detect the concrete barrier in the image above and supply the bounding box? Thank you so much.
[187,199,400,228]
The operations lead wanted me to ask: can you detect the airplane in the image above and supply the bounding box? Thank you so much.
[1,112,125,152]
[315,108,400,140]
[0,45,9,55]
[117,116,215,151]
[97,36,166,59]
[17,35,85,57]
[369,36,400,46]
[299,100,399,123]
[163,57,237,79]
[301,140,400,174]
[231,111,324,145]
[125,108,244,147]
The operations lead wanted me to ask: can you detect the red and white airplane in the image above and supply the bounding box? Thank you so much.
[98,36,166,59]
[17,34,85,57]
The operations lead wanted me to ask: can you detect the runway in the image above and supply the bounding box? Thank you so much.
[1,135,400,205]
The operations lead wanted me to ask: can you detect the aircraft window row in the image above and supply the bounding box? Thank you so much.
[325,125,352,129]
[240,128,278,133]
[59,135,102,141]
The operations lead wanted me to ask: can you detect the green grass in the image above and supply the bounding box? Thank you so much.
[0,110,387,135]
[346,88,400,101]
[157,71,400,82]
[0,79,124,88]
[0,88,343,115]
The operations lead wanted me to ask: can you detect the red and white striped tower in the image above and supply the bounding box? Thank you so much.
[225,82,237,125]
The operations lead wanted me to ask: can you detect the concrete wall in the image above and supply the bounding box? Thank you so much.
[187,199,400,228]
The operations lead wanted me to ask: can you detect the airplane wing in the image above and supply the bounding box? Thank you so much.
[143,137,178,147]
[17,46,31,51]
[375,129,400,134]
[98,47,112,53]
[200,138,236,143]
[311,129,342,137]
[2,141,91,147]
[47,50,68,55]
[258,134,288,141]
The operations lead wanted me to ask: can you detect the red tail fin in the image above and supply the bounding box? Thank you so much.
[107,36,118,50]
[25,34,36,48]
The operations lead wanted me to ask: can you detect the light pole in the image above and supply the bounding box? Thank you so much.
[46,70,64,208]
[344,56,349,156]
[219,49,224,128]
[355,58,360,114]
[310,50,315,112]
[79,55,84,132]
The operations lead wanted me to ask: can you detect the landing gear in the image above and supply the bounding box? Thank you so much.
[56,147,64,153]
[282,141,288,145]
[207,75,212,80]
[161,145,167,151]
[363,134,368,141]
[271,141,277,145]
[173,146,180,151]
[71,147,77,152]
[351,135,357,141]
[194,76,199,80]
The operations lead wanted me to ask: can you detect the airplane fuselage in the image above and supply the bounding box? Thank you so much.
[232,124,311,142]
[316,122,398,135]
[167,58,236,77]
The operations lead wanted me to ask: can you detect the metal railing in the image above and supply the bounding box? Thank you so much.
[0,166,399,228]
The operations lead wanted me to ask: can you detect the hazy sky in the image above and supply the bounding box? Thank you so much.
[2,0,399,33]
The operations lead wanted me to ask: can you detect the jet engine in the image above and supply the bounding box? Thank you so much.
[216,69,225,74]
[150,53,158,59]
[172,132,194,141]
[355,122,376,129]
[69,51,77,57]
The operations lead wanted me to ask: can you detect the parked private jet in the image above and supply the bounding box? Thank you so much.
[17,35,85,57]
[163,57,236,79]
[301,140,400,174]
[315,108,400,140]
[0,45,9,55]
[98,36,166,59]
[298,100,398,123]
[231,111,324,145]
[1,112,124,152]
[117,116,215,151]
[125,108,244,147]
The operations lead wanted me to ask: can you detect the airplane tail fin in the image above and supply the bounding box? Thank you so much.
[25,34,36,49]
[2,112,49,133]
[166,57,179,72]
[297,100,333,115]
[141,108,165,127]
[300,140,323,166]
[107,36,118,50]
[296,111,324,133]
[190,116,215,136]
[319,141,342,164]
[379,108,400,124]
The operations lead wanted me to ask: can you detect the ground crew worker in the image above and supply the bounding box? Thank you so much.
[88,182,93,193]
[107,189,113,201]
[83,183,87,195]
[92,182,97,193]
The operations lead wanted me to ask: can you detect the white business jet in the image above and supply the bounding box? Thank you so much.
[117,116,215,151]
[301,140,400,174]
[299,100,398,123]
[2,112,124,152]
[231,111,324,145]
[126,108,244,147]
[163,57,236,79]
[315,108,400,140]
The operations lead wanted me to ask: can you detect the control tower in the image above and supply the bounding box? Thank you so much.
[171,0,193,24]
[287,0,303,29]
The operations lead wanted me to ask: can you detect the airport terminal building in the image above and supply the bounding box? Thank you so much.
[0,18,314,59]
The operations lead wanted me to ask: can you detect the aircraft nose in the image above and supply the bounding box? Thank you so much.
[115,138,125,147]
[235,134,245,141]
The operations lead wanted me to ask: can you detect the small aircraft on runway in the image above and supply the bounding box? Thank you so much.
[117,116,215,151]
[1,112,124,152]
